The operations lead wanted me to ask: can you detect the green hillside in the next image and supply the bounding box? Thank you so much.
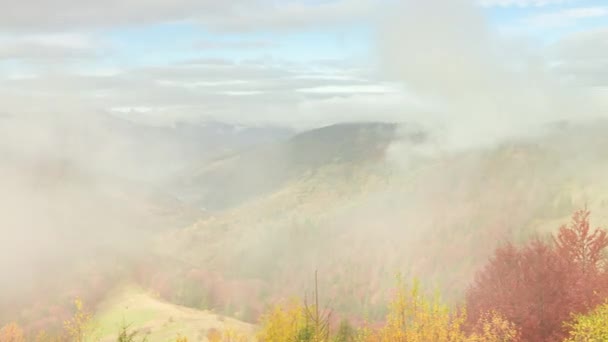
[93,286,255,342]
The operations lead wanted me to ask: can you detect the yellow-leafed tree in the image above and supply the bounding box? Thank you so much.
[258,271,331,342]
[565,302,608,342]
[375,276,466,342]
[257,299,311,342]
[63,298,95,342]
[468,311,520,342]
[174,334,188,342]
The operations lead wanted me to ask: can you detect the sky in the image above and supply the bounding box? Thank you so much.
[1,0,607,130]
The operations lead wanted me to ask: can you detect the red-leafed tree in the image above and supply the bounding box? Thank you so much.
[467,239,569,341]
[554,209,608,311]
[466,210,608,341]
[555,210,608,273]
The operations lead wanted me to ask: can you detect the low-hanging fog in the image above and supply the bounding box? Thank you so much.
[2,0,608,337]
[379,0,605,150]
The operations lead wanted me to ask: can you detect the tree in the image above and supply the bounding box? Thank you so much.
[207,329,222,342]
[555,210,608,274]
[376,276,467,342]
[564,301,608,342]
[174,335,188,342]
[302,271,332,342]
[466,210,608,341]
[257,271,331,342]
[63,298,95,342]
[555,209,608,311]
[333,320,355,342]
[467,238,574,341]
[0,322,25,342]
[467,311,520,342]
[257,299,310,341]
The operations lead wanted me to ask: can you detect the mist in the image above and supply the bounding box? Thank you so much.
[377,0,605,151]
[0,112,181,305]
[2,0,608,340]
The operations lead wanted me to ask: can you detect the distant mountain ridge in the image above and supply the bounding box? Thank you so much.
[170,122,428,210]
[0,112,294,182]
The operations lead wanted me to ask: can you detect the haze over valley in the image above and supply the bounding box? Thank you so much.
[3,1,608,341]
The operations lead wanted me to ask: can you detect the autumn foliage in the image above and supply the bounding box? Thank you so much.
[354,277,520,342]
[373,276,467,342]
[256,210,607,342]
[467,311,520,342]
[0,322,25,342]
[256,299,312,341]
[4,209,608,342]
[466,209,608,341]
[554,210,608,310]
[564,301,608,341]
[63,298,94,342]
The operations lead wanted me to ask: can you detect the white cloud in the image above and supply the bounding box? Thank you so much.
[197,0,376,32]
[526,6,608,28]
[0,0,374,32]
[296,84,399,94]
[549,28,608,86]
[0,33,103,61]
[479,0,571,7]
[1,0,607,133]
[377,0,604,148]
[194,39,278,50]
[0,57,418,129]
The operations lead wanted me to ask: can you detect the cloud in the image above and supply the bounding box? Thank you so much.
[177,58,236,66]
[377,0,603,149]
[196,0,376,32]
[0,33,101,61]
[296,84,399,95]
[525,6,608,28]
[549,28,608,86]
[194,39,278,50]
[0,57,418,129]
[0,0,373,32]
[0,0,220,31]
[479,0,571,7]
[1,0,606,135]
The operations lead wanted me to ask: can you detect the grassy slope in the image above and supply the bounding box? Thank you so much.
[94,286,255,342]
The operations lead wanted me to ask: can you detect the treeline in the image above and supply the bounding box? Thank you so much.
[3,210,608,341]
[257,210,608,341]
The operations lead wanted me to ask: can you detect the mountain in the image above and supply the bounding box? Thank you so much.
[156,120,608,320]
[95,117,295,180]
[6,117,608,330]
[170,122,427,210]
[0,112,294,182]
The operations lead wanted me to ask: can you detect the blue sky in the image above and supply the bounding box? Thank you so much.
[1,0,607,129]
[94,0,608,66]
[484,0,608,41]
[103,23,372,67]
